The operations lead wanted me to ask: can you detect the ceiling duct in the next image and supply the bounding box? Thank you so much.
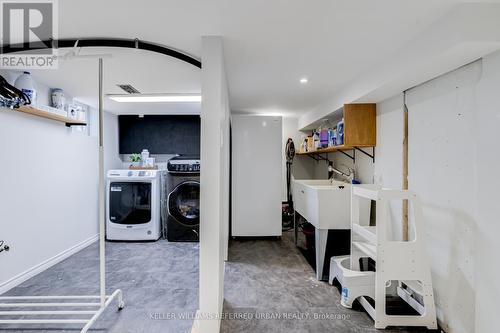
[117,84,140,94]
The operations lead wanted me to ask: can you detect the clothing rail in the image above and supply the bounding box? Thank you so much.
[0,290,124,330]
[0,59,125,332]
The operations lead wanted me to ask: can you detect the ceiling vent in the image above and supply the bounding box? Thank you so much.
[117,84,140,94]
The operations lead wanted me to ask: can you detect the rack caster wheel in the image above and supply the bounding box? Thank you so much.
[118,301,125,310]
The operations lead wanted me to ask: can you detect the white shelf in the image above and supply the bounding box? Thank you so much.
[13,106,87,127]
[353,241,377,260]
[352,224,377,244]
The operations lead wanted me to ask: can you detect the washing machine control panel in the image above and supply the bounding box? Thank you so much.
[167,159,200,173]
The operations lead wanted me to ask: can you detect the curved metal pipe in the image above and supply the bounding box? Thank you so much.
[0,38,201,68]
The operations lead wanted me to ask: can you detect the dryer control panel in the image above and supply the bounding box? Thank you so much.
[107,170,159,179]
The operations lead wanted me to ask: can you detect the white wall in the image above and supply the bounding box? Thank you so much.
[0,73,99,292]
[373,95,405,240]
[373,94,404,190]
[103,111,122,172]
[405,62,480,333]
[196,36,230,333]
[349,55,500,332]
[281,117,315,201]
[474,51,500,333]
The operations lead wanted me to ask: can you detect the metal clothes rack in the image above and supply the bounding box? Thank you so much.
[0,59,125,332]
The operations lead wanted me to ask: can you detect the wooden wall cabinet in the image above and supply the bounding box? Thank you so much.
[343,103,376,148]
[297,103,376,158]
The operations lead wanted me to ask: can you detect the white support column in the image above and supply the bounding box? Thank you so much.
[195,36,230,333]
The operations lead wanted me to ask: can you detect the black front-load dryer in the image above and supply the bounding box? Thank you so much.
[165,156,200,242]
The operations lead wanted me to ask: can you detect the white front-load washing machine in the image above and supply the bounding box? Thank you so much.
[106,169,161,241]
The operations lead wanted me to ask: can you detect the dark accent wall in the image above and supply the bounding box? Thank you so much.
[119,115,200,155]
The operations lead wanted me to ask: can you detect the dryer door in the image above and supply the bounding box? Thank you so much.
[168,181,200,226]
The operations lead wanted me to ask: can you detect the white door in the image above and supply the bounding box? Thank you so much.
[231,115,282,237]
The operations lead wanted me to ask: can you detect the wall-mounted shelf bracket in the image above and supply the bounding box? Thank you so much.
[354,147,375,163]
[301,146,376,164]
[307,153,331,163]
[65,122,86,127]
[339,149,355,162]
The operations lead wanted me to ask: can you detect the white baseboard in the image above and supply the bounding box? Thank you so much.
[190,310,200,333]
[190,309,223,333]
[0,234,99,294]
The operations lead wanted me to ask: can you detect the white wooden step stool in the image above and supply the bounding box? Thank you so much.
[330,185,437,330]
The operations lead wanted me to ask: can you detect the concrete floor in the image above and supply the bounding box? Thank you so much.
[0,240,199,333]
[221,231,432,333]
[1,233,434,333]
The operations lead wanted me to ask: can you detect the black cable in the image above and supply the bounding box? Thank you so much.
[282,139,296,231]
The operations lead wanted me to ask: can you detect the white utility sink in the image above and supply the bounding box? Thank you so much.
[292,179,351,229]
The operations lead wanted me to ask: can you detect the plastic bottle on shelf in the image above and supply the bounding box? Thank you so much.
[51,88,65,109]
[313,130,320,150]
[302,137,308,153]
[141,149,150,166]
[327,128,334,147]
[319,119,330,148]
[14,71,37,106]
[306,136,313,151]
[337,118,345,145]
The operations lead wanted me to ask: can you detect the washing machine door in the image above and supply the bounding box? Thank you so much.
[168,181,200,226]
[109,182,151,224]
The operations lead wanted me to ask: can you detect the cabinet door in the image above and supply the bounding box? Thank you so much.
[343,104,376,147]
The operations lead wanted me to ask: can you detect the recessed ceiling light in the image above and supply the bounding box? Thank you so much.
[300,78,308,84]
[108,93,201,103]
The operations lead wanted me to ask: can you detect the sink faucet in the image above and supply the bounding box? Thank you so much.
[328,164,355,183]
[346,167,355,182]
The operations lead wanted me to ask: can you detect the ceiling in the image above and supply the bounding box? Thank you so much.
[32,0,491,116]
[28,47,201,114]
